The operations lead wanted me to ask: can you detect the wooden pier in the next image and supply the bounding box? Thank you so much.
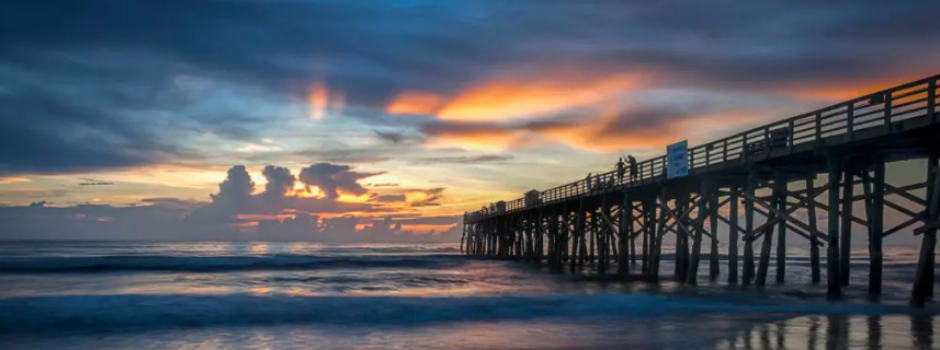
[461,74,940,306]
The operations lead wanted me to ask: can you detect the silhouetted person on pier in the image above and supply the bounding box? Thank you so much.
[628,155,638,181]
[616,157,626,183]
[585,173,592,193]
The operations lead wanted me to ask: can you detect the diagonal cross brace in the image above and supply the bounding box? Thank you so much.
[741,191,830,241]
[749,186,827,237]
[656,193,718,241]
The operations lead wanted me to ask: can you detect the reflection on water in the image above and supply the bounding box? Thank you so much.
[2,242,937,350]
[3,315,938,350]
[716,315,937,350]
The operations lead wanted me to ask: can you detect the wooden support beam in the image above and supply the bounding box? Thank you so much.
[912,157,940,307]
[884,199,924,220]
[869,159,885,295]
[914,220,940,235]
[885,183,929,207]
[645,198,655,275]
[850,182,928,202]
[651,188,669,280]
[676,191,691,282]
[794,196,871,227]
[775,175,788,284]
[807,178,821,284]
[618,191,632,274]
[688,181,710,285]
[664,197,728,240]
[884,216,920,237]
[827,155,842,297]
[728,186,740,284]
[840,169,853,287]
[756,173,781,287]
[758,179,865,200]
[741,192,830,242]
[750,186,827,238]
[743,167,757,286]
[657,193,718,241]
[709,185,721,282]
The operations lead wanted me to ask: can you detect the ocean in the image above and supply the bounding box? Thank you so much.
[0,241,937,350]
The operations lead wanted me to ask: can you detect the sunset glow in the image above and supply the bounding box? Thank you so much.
[1,0,936,243]
[386,91,446,115]
[436,72,651,122]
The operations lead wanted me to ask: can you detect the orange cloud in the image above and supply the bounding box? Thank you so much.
[402,224,455,234]
[308,82,345,120]
[235,213,295,222]
[386,91,446,115]
[423,106,765,153]
[436,71,651,122]
[0,177,31,184]
[291,183,326,199]
[771,70,937,101]
[337,193,371,203]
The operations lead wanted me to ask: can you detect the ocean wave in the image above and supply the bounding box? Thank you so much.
[0,293,916,334]
[0,254,464,273]
[325,246,461,254]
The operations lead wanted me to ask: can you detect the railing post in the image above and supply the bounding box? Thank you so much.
[930,77,937,123]
[763,127,770,155]
[815,112,822,143]
[788,119,795,153]
[706,145,711,171]
[742,135,749,163]
[723,139,728,164]
[884,92,892,128]
[847,103,855,141]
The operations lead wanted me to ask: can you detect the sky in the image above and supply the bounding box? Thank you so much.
[0,0,938,242]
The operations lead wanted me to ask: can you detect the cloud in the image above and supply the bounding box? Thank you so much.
[187,163,384,225]
[0,177,31,184]
[373,130,406,144]
[368,183,399,188]
[408,188,445,207]
[78,178,114,186]
[397,215,460,226]
[2,0,938,176]
[211,165,255,207]
[409,154,514,165]
[420,106,705,152]
[297,163,384,199]
[370,194,407,203]
[140,197,205,210]
[385,91,446,116]
[260,165,296,198]
[434,71,651,122]
[0,162,460,242]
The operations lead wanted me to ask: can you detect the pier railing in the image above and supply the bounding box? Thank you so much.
[467,74,939,221]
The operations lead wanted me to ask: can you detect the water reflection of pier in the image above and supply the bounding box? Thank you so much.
[714,315,936,350]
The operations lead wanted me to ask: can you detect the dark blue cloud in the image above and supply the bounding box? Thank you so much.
[1,0,938,174]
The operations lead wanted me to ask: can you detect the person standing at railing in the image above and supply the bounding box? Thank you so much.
[585,173,592,193]
[628,155,638,181]
[616,157,626,184]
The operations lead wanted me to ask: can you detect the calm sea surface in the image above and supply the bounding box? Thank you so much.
[0,241,937,350]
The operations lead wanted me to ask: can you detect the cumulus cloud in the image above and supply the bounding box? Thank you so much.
[261,165,295,198]
[186,163,384,227]
[298,163,384,199]
[210,165,255,208]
